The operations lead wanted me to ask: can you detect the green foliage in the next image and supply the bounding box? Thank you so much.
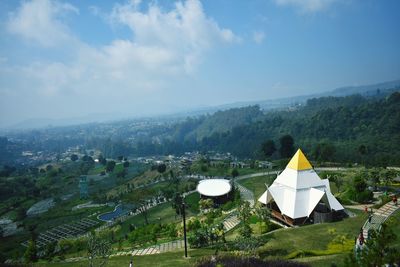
[106,160,116,172]
[188,223,225,248]
[128,222,181,246]
[23,239,37,263]
[239,223,253,238]
[136,92,400,165]
[313,142,336,162]
[261,139,276,158]
[185,192,200,213]
[87,232,111,267]
[237,201,251,223]
[279,135,295,158]
[231,168,239,178]
[345,173,373,203]
[187,218,202,232]
[157,163,167,174]
[199,198,213,211]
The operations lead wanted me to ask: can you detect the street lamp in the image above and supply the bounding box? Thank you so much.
[181,199,188,258]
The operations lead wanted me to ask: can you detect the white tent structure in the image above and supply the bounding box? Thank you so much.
[258,149,344,225]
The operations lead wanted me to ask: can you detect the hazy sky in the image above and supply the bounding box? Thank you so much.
[0,0,399,127]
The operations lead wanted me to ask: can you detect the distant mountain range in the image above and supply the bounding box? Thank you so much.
[5,79,400,130]
[179,79,400,116]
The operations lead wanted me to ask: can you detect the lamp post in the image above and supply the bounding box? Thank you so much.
[181,199,188,258]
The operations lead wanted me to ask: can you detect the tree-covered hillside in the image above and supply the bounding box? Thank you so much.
[196,92,400,165]
[126,92,400,166]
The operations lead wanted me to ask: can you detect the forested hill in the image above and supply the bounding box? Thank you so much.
[130,92,400,166]
[171,106,264,142]
[196,92,400,165]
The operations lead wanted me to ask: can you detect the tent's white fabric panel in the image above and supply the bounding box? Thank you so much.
[292,189,309,218]
[296,170,325,189]
[274,168,326,189]
[320,179,344,211]
[258,189,273,204]
[268,184,290,215]
[325,190,344,211]
[282,189,297,218]
[273,168,298,188]
[308,188,325,217]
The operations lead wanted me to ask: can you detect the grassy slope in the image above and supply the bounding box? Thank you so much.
[259,213,367,264]
[36,249,216,267]
[237,175,275,200]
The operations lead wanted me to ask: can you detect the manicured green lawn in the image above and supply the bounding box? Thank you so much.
[258,213,367,261]
[238,175,275,200]
[120,202,178,229]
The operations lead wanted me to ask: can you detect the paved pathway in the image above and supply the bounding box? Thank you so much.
[222,213,241,231]
[221,181,255,232]
[361,201,399,240]
[235,182,255,207]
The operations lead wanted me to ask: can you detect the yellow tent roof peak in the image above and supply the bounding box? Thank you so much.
[286,149,313,171]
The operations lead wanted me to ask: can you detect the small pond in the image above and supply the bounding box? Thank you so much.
[98,204,133,222]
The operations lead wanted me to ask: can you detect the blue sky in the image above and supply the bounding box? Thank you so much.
[0,0,399,127]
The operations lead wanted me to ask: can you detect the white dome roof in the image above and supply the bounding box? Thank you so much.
[196,179,232,197]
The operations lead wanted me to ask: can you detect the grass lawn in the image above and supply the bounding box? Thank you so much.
[185,192,200,214]
[88,164,105,175]
[294,254,347,267]
[237,175,275,200]
[120,202,179,230]
[36,248,217,267]
[258,213,368,263]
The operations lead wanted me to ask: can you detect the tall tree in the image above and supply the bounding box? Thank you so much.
[70,154,78,162]
[231,169,239,179]
[313,143,336,162]
[157,163,167,174]
[279,135,294,158]
[238,201,252,238]
[105,161,116,173]
[261,140,276,158]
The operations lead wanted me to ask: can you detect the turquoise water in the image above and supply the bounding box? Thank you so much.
[98,204,132,221]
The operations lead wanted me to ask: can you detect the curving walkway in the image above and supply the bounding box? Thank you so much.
[361,201,399,240]
[235,182,255,207]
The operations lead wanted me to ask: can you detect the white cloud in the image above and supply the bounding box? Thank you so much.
[110,0,239,72]
[7,0,78,47]
[273,0,336,13]
[1,0,239,123]
[253,31,265,44]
